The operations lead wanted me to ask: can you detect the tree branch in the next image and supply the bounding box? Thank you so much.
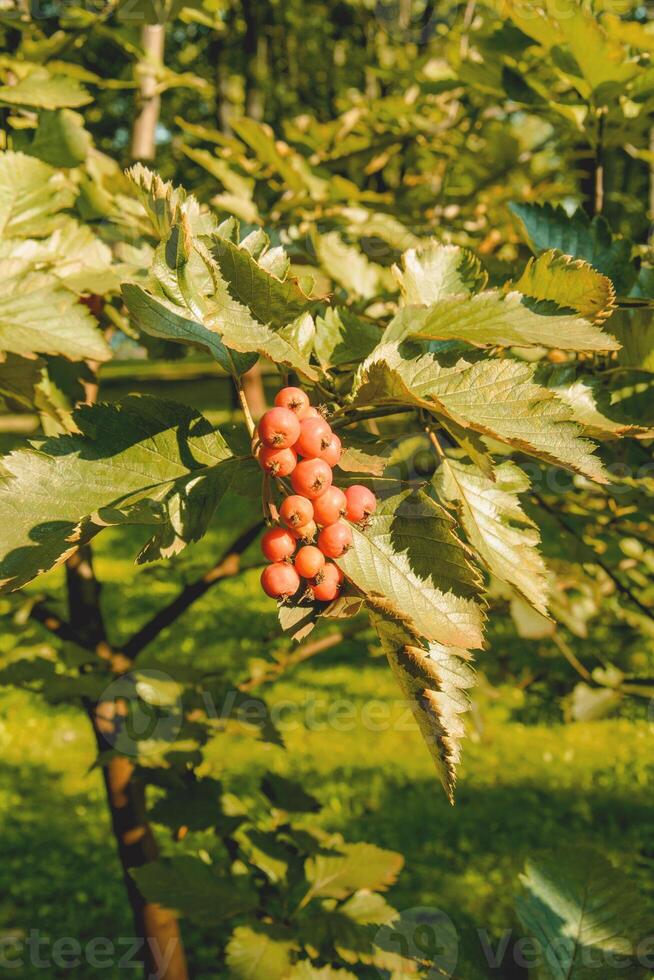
[533,492,653,621]
[239,621,365,692]
[122,522,264,659]
[27,597,83,646]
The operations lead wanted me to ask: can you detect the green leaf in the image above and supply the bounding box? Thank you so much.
[0,354,44,408]
[0,260,111,361]
[512,250,616,324]
[226,925,298,980]
[313,231,387,299]
[150,775,223,832]
[609,308,654,372]
[374,613,476,802]
[126,163,216,241]
[26,109,93,168]
[0,69,92,109]
[0,217,120,296]
[545,372,635,439]
[433,459,550,615]
[0,152,76,238]
[231,116,309,193]
[136,458,251,563]
[393,241,488,304]
[209,227,319,328]
[383,259,618,351]
[303,840,403,903]
[516,848,649,979]
[123,224,318,380]
[336,489,483,650]
[313,308,380,369]
[288,965,357,980]
[510,203,636,294]
[261,773,321,813]
[0,396,234,591]
[132,857,256,926]
[351,345,607,482]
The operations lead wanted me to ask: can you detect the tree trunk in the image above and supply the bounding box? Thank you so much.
[242,0,266,121]
[67,546,189,980]
[131,24,165,161]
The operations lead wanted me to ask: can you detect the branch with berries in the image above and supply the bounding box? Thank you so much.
[254,387,376,605]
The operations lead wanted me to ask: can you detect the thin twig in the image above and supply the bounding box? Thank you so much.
[551,632,593,683]
[533,492,653,621]
[236,377,256,439]
[239,622,364,692]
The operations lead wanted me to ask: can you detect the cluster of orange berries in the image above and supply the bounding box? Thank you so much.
[256,387,376,603]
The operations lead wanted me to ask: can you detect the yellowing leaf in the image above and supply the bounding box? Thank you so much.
[512,250,616,325]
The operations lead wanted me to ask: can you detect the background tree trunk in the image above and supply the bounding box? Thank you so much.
[131,24,165,161]
[67,546,189,980]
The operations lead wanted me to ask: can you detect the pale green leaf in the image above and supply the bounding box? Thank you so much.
[393,241,487,304]
[336,489,483,650]
[517,849,649,979]
[382,286,619,352]
[0,152,76,238]
[303,841,403,903]
[0,69,92,109]
[314,308,380,368]
[0,218,120,295]
[351,345,607,481]
[313,231,386,300]
[0,260,110,361]
[373,613,476,802]
[433,459,550,615]
[27,109,93,168]
[226,925,298,980]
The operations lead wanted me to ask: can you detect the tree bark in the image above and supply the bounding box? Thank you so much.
[242,0,266,121]
[131,24,165,161]
[67,546,189,980]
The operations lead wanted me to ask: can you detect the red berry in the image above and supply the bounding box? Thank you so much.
[295,417,333,458]
[320,432,342,467]
[344,484,377,522]
[274,386,311,419]
[261,562,301,599]
[291,458,333,499]
[312,486,347,526]
[318,521,353,558]
[311,562,344,602]
[291,520,318,543]
[258,407,301,449]
[304,406,321,418]
[294,545,325,579]
[279,494,314,529]
[258,446,297,477]
[261,527,296,562]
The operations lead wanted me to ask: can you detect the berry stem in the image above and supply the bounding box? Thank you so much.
[235,376,256,439]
